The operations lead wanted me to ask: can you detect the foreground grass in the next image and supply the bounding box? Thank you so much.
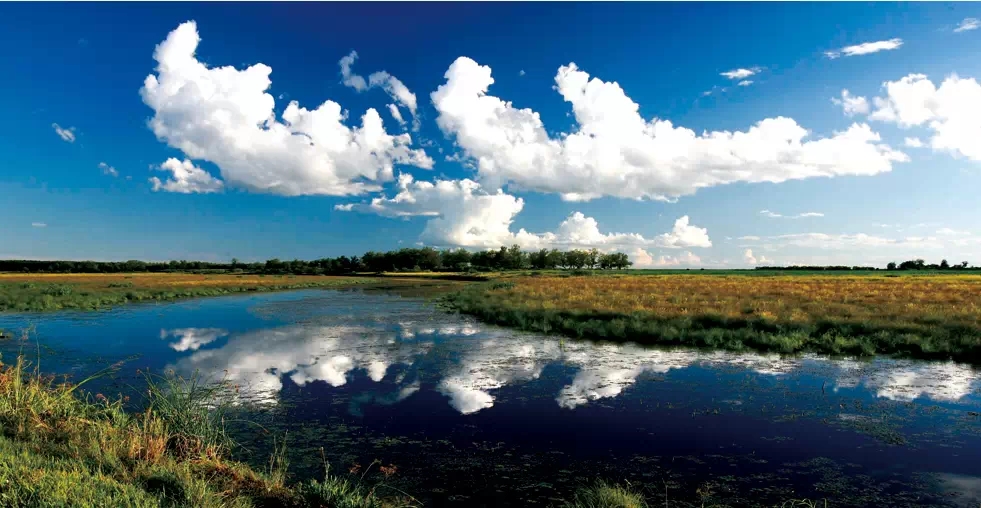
[560,481,825,508]
[0,273,383,312]
[0,354,411,507]
[443,273,981,363]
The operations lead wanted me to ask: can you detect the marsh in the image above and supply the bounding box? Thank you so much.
[2,288,980,506]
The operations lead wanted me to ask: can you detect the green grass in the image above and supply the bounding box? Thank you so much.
[560,481,826,508]
[0,273,477,313]
[561,481,648,508]
[0,274,382,312]
[0,353,412,507]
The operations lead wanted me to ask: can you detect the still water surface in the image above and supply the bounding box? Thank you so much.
[2,289,981,506]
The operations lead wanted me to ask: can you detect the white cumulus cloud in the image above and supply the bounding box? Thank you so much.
[759,210,825,219]
[655,216,712,248]
[52,123,76,143]
[825,38,903,59]
[140,22,431,197]
[870,73,981,161]
[632,249,702,268]
[955,18,980,33]
[936,227,971,236]
[98,162,118,177]
[721,67,760,80]
[31,222,47,228]
[387,103,406,126]
[832,90,870,116]
[737,80,754,87]
[904,137,924,148]
[337,174,711,251]
[763,232,944,250]
[339,50,419,130]
[743,249,768,265]
[431,57,907,202]
[150,158,224,194]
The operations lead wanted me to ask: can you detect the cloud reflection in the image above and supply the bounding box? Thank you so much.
[168,324,433,404]
[160,328,228,352]
[165,318,980,413]
[834,360,978,402]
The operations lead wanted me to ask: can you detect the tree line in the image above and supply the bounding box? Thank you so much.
[757,259,974,271]
[0,246,632,275]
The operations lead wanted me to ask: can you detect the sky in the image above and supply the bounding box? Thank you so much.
[2,3,980,267]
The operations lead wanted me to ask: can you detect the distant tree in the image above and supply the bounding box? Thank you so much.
[506,244,527,270]
[563,250,588,269]
[613,252,632,269]
[585,248,600,269]
[940,259,950,269]
[528,249,548,270]
[545,249,564,269]
[441,249,472,271]
[887,262,897,270]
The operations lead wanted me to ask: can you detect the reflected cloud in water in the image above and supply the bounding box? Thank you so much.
[438,338,561,414]
[834,360,978,402]
[168,324,433,404]
[161,328,228,352]
[935,473,981,507]
[165,317,981,413]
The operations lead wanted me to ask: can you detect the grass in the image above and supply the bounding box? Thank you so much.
[443,273,981,363]
[561,481,648,508]
[560,481,826,508]
[0,273,382,312]
[0,352,413,507]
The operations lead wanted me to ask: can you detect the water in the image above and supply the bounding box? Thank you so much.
[2,289,981,506]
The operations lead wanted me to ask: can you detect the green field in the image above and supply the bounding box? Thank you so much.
[0,273,473,313]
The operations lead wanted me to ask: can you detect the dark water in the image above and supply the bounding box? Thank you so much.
[2,289,981,507]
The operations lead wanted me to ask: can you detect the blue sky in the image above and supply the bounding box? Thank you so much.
[2,3,980,267]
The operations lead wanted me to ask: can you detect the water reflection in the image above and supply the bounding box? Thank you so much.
[4,290,980,506]
[168,325,433,404]
[164,320,981,413]
[833,360,978,402]
[161,328,228,352]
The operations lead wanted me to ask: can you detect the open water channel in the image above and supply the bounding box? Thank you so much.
[2,288,980,506]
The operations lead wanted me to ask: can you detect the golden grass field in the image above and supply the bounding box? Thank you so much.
[444,273,981,361]
[492,274,981,328]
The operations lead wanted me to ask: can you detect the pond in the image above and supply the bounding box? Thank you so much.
[2,288,981,507]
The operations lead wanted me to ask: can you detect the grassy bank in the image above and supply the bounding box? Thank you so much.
[0,353,413,507]
[0,273,386,312]
[443,273,981,363]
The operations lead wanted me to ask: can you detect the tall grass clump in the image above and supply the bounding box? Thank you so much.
[0,352,410,507]
[561,481,647,508]
[141,369,237,461]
